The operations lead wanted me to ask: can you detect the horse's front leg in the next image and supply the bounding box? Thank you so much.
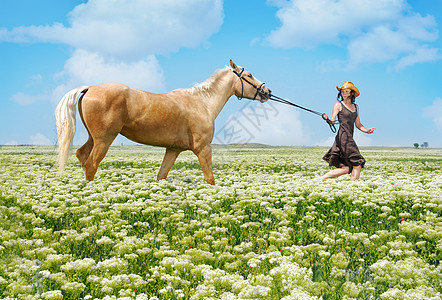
[157,148,181,181]
[195,144,215,185]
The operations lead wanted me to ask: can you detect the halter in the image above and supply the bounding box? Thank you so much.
[232,68,268,100]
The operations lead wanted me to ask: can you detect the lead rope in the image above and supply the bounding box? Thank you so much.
[232,68,338,132]
[268,94,339,133]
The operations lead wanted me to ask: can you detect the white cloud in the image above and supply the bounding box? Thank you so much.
[51,50,165,103]
[347,14,438,69]
[10,92,47,106]
[0,0,224,60]
[266,0,440,69]
[14,50,164,105]
[353,130,373,147]
[2,0,224,104]
[249,108,309,146]
[347,25,416,67]
[424,97,442,133]
[214,101,309,146]
[266,0,403,48]
[9,75,47,105]
[4,140,19,146]
[315,136,335,147]
[30,133,53,145]
[393,46,442,71]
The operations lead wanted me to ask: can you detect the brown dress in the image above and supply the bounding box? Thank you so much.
[322,103,365,173]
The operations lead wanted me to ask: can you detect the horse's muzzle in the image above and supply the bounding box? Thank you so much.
[258,87,272,103]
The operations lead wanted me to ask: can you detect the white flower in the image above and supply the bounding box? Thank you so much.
[61,281,86,293]
[351,210,362,217]
[96,236,114,245]
[248,258,261,268]
[97,257,128,273]
[41,290,63,300]
[342,281,360,298]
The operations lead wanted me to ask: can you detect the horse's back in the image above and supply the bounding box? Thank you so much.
[82,83,157,118]
[81,83,205,149]
[80,82,216,151]
[86,82,133,101]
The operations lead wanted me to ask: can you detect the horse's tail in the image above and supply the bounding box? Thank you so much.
[55,86,89,173]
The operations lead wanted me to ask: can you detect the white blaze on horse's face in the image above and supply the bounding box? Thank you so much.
[229,60,271,103]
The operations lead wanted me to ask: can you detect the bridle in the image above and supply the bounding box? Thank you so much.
[232,68,338,133]
[232,68,269,100]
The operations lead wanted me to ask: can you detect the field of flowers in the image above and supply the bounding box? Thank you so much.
[0,145,441,300]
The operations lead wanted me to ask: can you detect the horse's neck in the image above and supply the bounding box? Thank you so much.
[203,71,236,121]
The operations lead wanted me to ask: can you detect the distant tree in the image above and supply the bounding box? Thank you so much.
[413,143,419,148]
[421,142,429,148]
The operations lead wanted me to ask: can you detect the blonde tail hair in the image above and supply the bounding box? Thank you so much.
[55,86,88,173]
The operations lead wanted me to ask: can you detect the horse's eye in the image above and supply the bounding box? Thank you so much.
[247,74,253,78]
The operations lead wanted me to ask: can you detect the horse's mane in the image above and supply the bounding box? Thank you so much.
[184,67,232,98]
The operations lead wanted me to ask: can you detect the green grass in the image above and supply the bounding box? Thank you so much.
[0,145,441,299]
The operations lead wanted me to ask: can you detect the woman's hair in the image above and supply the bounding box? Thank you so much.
[337,90,356,103]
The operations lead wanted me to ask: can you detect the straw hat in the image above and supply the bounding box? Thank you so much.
[336,81,360,97]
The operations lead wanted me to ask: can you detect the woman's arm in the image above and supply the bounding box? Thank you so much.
[355,110,375,134]
[322,102,341,122]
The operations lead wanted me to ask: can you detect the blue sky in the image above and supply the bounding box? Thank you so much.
[1,0,441,148]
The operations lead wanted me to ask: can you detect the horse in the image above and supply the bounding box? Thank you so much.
[55,60,271,185]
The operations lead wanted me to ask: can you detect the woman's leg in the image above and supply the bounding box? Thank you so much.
[350,165,362,181]
[319,166,350,181]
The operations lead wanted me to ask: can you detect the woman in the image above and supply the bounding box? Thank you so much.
[319,81,375,181]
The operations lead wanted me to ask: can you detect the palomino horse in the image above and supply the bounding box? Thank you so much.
[55,60,271,184]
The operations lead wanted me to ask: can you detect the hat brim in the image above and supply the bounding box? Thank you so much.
[336,86,360,97]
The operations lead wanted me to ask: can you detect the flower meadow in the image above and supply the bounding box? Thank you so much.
[0,145,441,300]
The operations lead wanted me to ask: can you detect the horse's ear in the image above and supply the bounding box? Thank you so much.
[230,59,238,71]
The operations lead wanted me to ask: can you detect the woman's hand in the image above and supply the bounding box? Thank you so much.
[322,113,328,120]
[366,127,375,134]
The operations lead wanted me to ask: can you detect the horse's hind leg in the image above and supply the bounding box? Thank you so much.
[157,148,181,181]
[194,144,215,185]
[76,136,94,170]
[83,137,115,181]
